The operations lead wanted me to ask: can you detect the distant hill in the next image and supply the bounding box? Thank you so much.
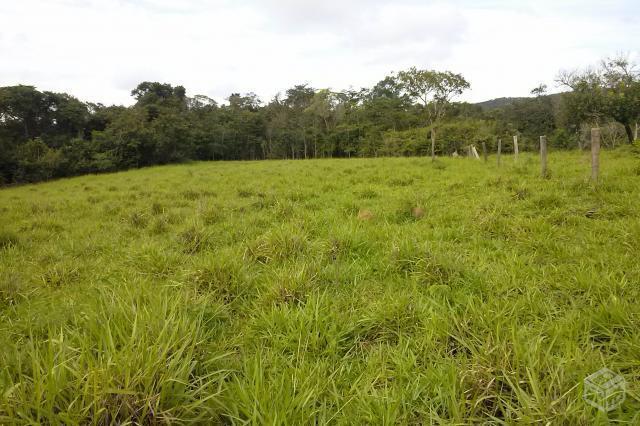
[475,93,566,111]
[474,97,529,110]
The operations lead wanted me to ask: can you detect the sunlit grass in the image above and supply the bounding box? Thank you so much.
[1,150,639,423]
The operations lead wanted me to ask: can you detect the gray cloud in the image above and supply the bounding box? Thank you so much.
[248,0,468,77]
[0,0,638,105]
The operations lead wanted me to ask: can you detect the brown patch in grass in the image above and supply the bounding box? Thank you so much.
[357,209,374,221]
[411,207,425,219]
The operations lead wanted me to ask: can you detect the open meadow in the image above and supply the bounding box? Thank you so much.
[1,150,640,424]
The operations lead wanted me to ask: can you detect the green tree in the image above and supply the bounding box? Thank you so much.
[558,56,640,143]
[305,89,338,158]
[504,94,556,142]
[397,68,470,160]
[14,138,64,182]
[284,85,315,158]
[0,85,47,141]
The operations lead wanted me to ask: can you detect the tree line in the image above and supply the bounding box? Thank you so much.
[1,56,638,185]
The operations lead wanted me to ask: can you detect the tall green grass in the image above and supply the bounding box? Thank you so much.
[1,151,639,423]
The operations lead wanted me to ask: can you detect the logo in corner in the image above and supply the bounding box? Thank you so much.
[583,368,626,412]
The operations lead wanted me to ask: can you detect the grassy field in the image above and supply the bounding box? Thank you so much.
[1,150,640,424]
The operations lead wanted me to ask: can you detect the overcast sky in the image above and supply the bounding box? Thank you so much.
[1,0,638,106]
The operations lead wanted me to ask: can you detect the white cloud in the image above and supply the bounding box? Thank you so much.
[0,0,638,105]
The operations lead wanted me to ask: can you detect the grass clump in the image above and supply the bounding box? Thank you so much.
[40,262,81,288]
[150,215,170,234]
[244,228,309,264]
[0,230,20,250]
[0,271,27,307]
[0,281,230,423]
[390,240,463,286]
[188,255,249,304]
[150,201,164,215]
[394,198,426,222]
[237,188,254,198]
[178,223,211,254]
[126,210,149,228]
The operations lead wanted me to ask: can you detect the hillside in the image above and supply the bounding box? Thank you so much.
[475,96,530,110]
[475,92,567,111]
[1,151,639,423]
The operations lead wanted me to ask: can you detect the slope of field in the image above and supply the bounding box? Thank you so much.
[1,151,639,423]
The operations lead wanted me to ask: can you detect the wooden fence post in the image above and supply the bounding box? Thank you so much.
[513,135,519,161]
[482,142,487,162]
[430,128,436,162]
[591,128,600,182]
[471,145,480,159]
[540,135,548,177]
[497,138,502,166]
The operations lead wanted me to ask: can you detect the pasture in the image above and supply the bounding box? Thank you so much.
[1,151,639,423]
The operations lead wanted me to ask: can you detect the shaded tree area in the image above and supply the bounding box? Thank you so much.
[1,57,638,185]
[557,57,640,145]
[486,55,640,152]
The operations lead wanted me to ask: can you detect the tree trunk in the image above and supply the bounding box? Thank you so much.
[624,123,634,144]
[635,122,638,141]
[497,138,501,166]
[482,142,487,162]
[430,128,436,161]
[513,135,519,160]
[540,135,548,178]
[591,128,600,182]
[303,136,308,159]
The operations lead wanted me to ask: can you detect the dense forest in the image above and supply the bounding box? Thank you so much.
[1,57,638,185]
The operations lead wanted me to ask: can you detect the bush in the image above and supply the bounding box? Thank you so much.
[14,138,64,182]
[381,119,495,157]
[550,128,577,149]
